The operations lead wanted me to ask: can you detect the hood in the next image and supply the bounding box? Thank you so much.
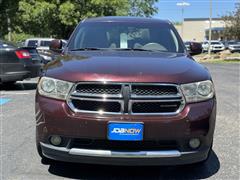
[45,51,211,84]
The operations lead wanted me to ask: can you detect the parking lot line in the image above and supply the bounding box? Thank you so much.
[0,92,29,95]
[0,98,11,105]
[19,81,38,84]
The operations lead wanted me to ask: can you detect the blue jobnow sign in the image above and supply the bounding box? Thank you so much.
[108,122,143,141]
[0,98,10,105]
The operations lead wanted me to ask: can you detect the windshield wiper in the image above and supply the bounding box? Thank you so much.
[70,47,158,52]
[70,47,104,51]
[113,48,153,52]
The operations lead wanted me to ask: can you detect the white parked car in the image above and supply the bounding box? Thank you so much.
[202,41,225,53]
[25,38,67,50]
[25,38,67,63]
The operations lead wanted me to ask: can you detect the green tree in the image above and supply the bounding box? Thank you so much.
[18,0,58,37]
[0,0,20,40]
[128,0,158,17]
[58,0,130,37]
[0,0,159,41]
[222,3,240,40]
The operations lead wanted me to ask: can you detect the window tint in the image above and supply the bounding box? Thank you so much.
[69,22,184,53]
[228,41,240,45]
[40,40,51,47]
[210,42,221,45]
[28,40,38,47]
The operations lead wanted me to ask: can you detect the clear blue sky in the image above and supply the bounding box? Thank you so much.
[153,0,238,22]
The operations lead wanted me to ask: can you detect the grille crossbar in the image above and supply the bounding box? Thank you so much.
[67,82,185,115]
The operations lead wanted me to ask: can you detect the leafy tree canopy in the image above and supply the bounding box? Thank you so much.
[0,0,159,41]
[222,3,240,40]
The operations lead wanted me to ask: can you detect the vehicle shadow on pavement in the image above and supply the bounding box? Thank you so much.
[47,150,220,179]
[0,82,37,91]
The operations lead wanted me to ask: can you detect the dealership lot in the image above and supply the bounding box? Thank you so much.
[0,63,239,180]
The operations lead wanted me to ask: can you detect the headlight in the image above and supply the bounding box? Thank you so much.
[38,77,74,100]
[180,80,214,103]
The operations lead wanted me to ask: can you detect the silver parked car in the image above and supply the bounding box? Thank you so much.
[226,41,240,53]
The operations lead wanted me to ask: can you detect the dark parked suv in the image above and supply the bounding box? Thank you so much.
[36,17,216,166]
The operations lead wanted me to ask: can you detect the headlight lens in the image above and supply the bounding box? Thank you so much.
[197,81,212,96]
[41,78,55,93]
[38,77,74,100]
[181,80,214,103]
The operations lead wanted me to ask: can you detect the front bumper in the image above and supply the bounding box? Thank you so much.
[36,95,216,165]
[211,48,225,52]
[229,47,240,52]
[40,142,210,166]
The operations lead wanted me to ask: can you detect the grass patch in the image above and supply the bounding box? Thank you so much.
[197,59,240,64]
[194,51,240,63]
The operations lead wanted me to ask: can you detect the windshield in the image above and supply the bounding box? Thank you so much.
[228,41,240,45]
[210,42,221,45]
[68,22,184,53]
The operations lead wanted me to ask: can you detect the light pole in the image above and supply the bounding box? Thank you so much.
[208,0,212,55]
[176,1,190,38]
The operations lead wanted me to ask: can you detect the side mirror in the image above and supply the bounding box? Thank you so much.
[49,39,63,53]
[189,42,202,56]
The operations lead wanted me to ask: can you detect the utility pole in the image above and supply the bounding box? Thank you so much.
[6,9,12,41]
[208,0,212,55]
[181,7,184,37]
[176,1,190,38]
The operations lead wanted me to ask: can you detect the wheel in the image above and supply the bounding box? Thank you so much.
[37,143,52,163]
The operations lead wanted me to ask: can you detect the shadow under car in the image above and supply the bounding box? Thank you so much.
[45,150,220,180]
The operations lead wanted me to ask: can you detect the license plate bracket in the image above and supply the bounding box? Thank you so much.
[108,122,143,141]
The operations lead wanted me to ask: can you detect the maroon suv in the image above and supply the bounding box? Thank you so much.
[36,17,216,166]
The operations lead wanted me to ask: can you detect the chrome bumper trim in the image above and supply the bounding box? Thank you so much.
[69,148,181,158]
[41,143,197,158]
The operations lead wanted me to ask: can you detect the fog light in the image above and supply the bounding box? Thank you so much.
[50,135,62,146]
[189,138,201,149]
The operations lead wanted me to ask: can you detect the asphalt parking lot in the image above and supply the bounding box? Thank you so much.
[0,63,239,180]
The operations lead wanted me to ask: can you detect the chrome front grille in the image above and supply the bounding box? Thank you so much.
[131,85,178,97]
[67,82,185,115]
[74,83,122,98]
[131,100,182,114]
